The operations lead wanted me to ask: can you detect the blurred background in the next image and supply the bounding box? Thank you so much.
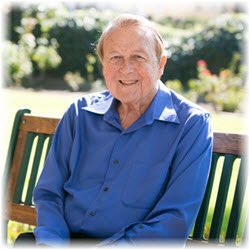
[0,0,248,245]
[1,0,248,108]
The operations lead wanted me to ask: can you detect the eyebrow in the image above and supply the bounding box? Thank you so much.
[107,51,121,55]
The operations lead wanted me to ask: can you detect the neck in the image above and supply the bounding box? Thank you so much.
[117,88,158,129]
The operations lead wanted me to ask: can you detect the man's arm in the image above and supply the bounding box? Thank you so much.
[33,104,76,246]
[98,112,213,246]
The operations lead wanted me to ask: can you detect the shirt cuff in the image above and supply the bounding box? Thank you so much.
[34,228,70,247]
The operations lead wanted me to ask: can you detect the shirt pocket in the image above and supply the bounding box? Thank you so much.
[121,161,169,209]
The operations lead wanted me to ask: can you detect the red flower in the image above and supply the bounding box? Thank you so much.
[197,60,207,67]
[201,69,211,76]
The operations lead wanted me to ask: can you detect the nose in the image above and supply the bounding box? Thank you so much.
[119,59,134,74]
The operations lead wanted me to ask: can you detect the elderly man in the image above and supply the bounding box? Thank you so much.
[18,14,212,247]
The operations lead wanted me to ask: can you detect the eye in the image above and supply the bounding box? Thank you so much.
[133,55,146,61]
[109,56,122,63]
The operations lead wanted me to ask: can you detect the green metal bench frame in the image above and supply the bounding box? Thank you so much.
[3,109,248,246]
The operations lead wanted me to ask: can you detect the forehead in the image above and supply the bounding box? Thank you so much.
[103,25,155,53]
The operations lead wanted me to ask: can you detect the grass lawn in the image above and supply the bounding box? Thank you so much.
[1,87,247,245]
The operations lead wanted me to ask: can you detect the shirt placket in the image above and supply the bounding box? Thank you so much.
[81,131,128,223]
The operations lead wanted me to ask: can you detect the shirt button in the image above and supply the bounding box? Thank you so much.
[113,159,119,165]
[103,187,109,192]
[89,211,96,216]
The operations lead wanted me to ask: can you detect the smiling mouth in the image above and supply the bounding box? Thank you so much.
[119,80,139,85]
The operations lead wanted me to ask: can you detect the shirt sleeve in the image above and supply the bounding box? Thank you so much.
[97,112,213,247]
[33,104,76,246]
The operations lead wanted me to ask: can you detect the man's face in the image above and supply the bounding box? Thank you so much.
[102,25,166,105]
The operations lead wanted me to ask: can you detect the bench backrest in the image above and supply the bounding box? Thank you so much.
[191,132,248,246]
[4,109,248,245]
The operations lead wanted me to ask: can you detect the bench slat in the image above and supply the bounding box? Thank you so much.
[209,154,237,241]
[6,203,36,226]
[3,109,31,186]
[25,134,48,205]
[226,156,247,242]
[13,133,36,203]
[192,153,220,239]
[20,115,59,134]
[213,132,246,156]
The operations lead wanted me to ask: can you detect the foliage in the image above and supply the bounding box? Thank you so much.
[4,11,62,86]
[189,57,245,112]
[8,6,23,43]
[32,39,61,71]
[158,15,208,30]
[5,5,116,88]
[5,4,247,110]
[64,71,85,91]
[166,55,245,112]
[162,13,246,86]
[2,41,33,85]
[165,79,184,93]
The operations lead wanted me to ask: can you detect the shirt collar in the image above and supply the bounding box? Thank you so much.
[82,80,180,125]
[152,80,180,124]
[81,90,113,114]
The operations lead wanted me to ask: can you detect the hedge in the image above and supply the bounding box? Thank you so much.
[162,14,246,86]
[6,5,247,89]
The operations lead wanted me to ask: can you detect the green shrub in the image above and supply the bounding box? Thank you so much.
[8,6,23,43]
[7,5,115,88]
[45,8,116,81]
[4,7,62,86]
[162,14,247,86]
[165,54,245,112]
[165,79,183,93]
[32,44,61,71]
[187,58,245,112]
[2,41,33,86]
[5,4,247,91]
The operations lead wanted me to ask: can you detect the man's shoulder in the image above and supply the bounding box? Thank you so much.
[165,86,211,122]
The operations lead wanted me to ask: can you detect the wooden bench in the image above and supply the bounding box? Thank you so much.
[3,109,248,246]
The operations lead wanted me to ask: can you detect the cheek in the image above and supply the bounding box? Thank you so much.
[139,63,159,80]
[103,67,119,93]
[103,66,115,81]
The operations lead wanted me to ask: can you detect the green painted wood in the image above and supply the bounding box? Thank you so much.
[192,153,220,239]
[3,109,31,243]
[3,109,31,187]
[25,134,48,206]
[226,156,248,243]
[13,132,36,203]
[209,154,237,242]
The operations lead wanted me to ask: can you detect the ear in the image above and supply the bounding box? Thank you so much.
[158,54,167,79]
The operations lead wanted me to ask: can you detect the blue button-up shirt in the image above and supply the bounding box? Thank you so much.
[33,81,213,246]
